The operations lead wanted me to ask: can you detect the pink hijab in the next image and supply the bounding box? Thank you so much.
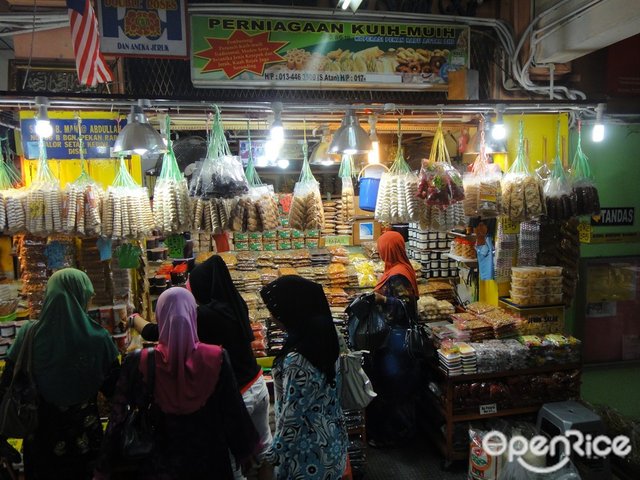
[140,287,222,415]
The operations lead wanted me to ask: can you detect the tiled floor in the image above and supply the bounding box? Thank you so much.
[365,439,467,479]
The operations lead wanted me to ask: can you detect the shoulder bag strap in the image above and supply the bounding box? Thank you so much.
[145,347,155,405]
[13,323,37,382]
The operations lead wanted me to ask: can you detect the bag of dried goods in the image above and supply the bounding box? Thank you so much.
[339,155,356,223]
[418,120,464,208]
[501,121,544,222]
[570,121,600,216]
[189,107,248,199]
[152,116,192,234]
[463,130,502,218]
[102,156,154,239]
[374,123,421,224]
[288,143,324,231]
[0,138,23,233]
[26,138,62,236]
[543,119,576,222]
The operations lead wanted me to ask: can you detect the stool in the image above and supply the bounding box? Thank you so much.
[537,401,611,480]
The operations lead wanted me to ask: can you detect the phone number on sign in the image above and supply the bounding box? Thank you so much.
[263,72,367,82]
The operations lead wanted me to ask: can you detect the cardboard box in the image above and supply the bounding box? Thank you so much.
[352,219,382,245]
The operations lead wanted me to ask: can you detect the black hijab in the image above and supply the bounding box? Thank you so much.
[189,255,254,342]
[260,275,339,382]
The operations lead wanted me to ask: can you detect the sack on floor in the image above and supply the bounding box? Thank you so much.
[340,351,376,411]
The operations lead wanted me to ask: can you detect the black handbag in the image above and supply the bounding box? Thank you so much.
[346,293,389,351]
[121,347,156,460]
[0,323,39,438]
[404,318,433,361]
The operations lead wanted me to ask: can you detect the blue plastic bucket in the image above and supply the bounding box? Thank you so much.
[358,164,388,212]
[359,177,380,211]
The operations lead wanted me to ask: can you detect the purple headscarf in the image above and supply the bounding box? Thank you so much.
[140,287,223,415]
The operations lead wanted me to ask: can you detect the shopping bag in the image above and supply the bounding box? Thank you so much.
[340,350,376,411]
[346,293,389,351]
[121,348,156,460]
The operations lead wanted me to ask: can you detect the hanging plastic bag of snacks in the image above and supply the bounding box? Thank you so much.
[462,129,502,218]
[288,143,324,231]
[339,155,356,223]
[26,138,62,236]
[543,118,577,222]
[102,156,154,239]
[374,121,422,224]
[63,118,104,236]
[153,116,192,234]
[570,120,600,216]
[0,136,24,233]
[501,120,545,222]
[418,120,465,208]
[189,106,248,199]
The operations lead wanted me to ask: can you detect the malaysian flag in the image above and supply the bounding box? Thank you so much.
[66,0,113,86]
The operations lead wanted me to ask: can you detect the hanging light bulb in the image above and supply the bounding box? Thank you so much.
[367,115,380,165]
[491,105,506,141]
[113,99,166,156]
[329,108,371,155]
[277,159,289,169]
[592,103,605,142]
[270,102,285,147]
[34,96,53,139]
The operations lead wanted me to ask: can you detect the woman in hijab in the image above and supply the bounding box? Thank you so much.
[366,230,420,448]
[96,287,259,479]
[0,269,119,479]
[260,275,347,480]
[130,256,270,478]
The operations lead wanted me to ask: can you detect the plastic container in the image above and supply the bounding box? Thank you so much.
[0,312,17,323]
[358,164,387,212]
[0,322,15,338]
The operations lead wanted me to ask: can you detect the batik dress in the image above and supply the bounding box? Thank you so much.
[267,352,348,480]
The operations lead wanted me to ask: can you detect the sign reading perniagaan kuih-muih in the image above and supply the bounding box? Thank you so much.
[190,15,469,90]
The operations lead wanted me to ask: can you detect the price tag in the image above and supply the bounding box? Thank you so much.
[577,222,592,243]
[500,218,520,235]
[324,235,351,246]
[479,403,498,415]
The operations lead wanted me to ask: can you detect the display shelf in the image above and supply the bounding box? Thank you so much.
[429,362,582,383]
[426,358,582,465]
[448,230,476,241]
[444,253,478,265]
[499,297,565,309]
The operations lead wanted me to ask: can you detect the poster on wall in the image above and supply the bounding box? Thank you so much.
[19,111,122,160]
[191,15,469,90]
[97,0,187,58]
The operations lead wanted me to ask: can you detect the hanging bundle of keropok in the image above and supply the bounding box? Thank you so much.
[543,118,577,222]
[570,121,600,216]
[501,121,545,222]
[288,144,324,231]
[26,139,62,236]
[338,155,356,223]
[374,143,421,224]
[417,121,465,209]
[64,181,104,236]
[102,157,154,238]
[462,130,502,218]
[0,137,23,233]
[190,107,248,233]
[152,117,192,234]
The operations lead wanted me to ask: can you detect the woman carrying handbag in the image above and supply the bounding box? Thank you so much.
[95,287,259,479]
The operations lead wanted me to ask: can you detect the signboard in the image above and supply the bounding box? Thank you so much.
[324,235,351,247]
[191,15,469,90]
[97,0,188,58]
[19,111,122,160]
[479,404,498,415]
[591,207,635,226]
